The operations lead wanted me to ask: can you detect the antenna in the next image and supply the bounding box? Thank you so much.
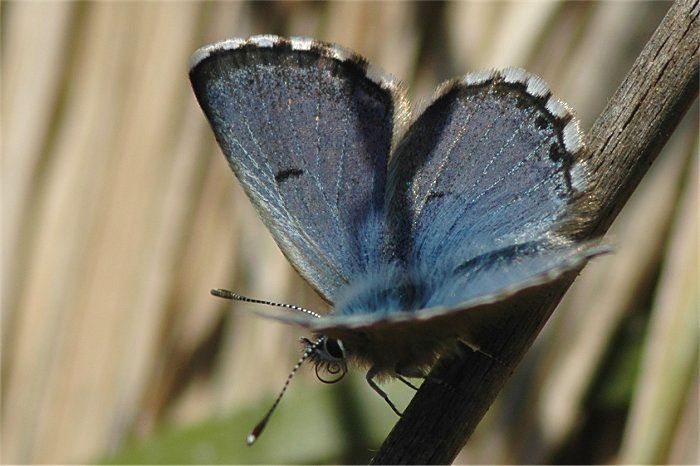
[210,288,322,318]
[245,337,325,445]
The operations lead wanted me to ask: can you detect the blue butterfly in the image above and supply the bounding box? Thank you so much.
[189,35,605,444]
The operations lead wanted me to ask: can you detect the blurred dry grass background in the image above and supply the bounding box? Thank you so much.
[2,1,697,464]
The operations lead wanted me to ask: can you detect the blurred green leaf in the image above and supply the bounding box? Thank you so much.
[99,374,413,464]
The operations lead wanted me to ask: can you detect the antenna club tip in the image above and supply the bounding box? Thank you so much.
[211,289,234,299]
[246,433,257,446]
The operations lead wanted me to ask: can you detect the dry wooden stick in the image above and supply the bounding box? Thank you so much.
[371,1,699,464]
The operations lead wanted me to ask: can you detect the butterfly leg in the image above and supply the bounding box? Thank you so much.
[366,366,403,416]
[458,338,508,367]
[396,375,419,391]
[395,365,444,386]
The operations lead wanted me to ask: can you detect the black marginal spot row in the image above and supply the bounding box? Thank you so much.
[456,76,575,151]
[269,38,371,82]
[202,40,385,99]
[467,75,580,194]
[275,168,304,183]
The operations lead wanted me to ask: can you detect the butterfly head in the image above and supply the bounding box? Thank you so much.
[302,336,348,383]
[210,289,351,444]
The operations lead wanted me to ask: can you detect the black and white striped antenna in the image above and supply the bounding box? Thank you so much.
[211,288,322,318]
[210,288,324,444]
[243,337,324,445]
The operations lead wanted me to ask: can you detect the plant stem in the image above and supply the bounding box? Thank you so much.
[371,1,699,463]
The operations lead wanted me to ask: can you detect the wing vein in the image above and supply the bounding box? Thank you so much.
[414,108,476,221]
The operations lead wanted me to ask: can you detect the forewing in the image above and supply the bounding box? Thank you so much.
[385,68,592,270]
[190,36,407,302]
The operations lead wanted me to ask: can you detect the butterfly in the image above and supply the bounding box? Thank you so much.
[189,35,605,444]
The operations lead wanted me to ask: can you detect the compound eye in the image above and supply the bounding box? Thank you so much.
[323,338,345,360]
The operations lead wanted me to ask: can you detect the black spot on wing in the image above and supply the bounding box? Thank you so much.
[274,168,304,184]
[425,191,446,202]
[535,115,549,130]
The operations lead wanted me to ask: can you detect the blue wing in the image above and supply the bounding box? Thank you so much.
[190,36,408,302]
[266,68,603,343]
[209,65,608,360]
[385,68,594,279]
